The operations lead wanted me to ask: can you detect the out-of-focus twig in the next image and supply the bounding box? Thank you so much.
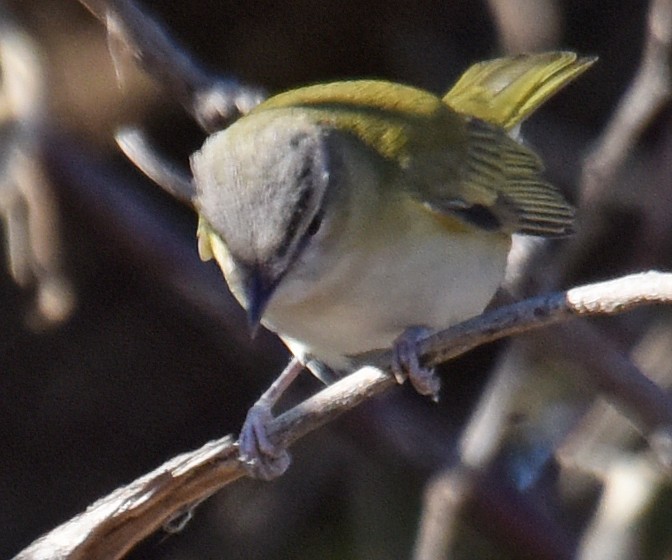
[76,0,265,132]
[414,346,530,560]
[413,467,473,560]
[581,0,672,206]
[115,127,195,203]
[13,270,672,560]
[556,319,672,474]
[530,319,672,466]
[0,14,74,325]
[551,320,672,559]
[44,132,263,350]
[487,0,562,53]
[576,458,662,560]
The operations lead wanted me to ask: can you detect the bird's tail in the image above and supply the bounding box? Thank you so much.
[443,51,595,131]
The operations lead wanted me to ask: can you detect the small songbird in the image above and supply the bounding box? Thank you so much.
[191,52,594,479]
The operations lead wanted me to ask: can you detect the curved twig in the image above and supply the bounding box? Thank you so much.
[581,0,672,205]
[13,270,672,560]
[115,127,195,203]
[77,0,265,132]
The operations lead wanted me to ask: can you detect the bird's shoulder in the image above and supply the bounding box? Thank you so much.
[253,80,466,164]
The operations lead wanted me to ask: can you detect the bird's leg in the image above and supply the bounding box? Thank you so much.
[391,326,441,402]
[238,356,305,480]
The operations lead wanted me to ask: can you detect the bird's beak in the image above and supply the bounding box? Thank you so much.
[244,267,277,337]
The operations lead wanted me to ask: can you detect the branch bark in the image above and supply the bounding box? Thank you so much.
[13,270,672,560]
[580,0,672,206]
[76,0,265,133]
[27,3,672,559]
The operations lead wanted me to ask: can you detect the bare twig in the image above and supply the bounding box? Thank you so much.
[487,0,562,53]
[581,0,672,206]
[413,467,474,560]
[414,346,529,560]
[14,437,242,560]
[576,458,662,560]
[13,270,672,560]
[533,320,672,463]
[418,271,672,367]
[76,0,265,132]
[0,13,74,325]
[115,127,195,203]
[43,132,258,349]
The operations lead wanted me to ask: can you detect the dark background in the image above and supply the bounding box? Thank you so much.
[3,1,671,559]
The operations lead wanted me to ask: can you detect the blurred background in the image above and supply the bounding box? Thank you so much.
[3,1,672,559]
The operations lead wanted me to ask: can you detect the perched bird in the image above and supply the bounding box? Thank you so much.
[191,51,594,479]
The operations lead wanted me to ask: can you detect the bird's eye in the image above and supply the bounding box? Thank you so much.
[306,210,324,236]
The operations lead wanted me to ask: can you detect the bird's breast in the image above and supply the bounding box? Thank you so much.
[262,210,510,370]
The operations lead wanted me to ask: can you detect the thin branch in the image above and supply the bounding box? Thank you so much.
[417,271,672,367]
[487,0,562,53]
[13,270,672,560]
[115,127,195,203]
[576,457,662,560]
[413,467,474,560]
[0,14,74,325]
[14,437,242,560]
[43,132,258,349]
[581,0,672,206]
[414,346,530,560]
[76,0,265,132]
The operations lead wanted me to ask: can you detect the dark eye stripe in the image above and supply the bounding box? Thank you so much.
[306,209,323,236]
[277,187,312,257]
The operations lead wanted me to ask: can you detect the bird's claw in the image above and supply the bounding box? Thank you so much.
[239,403,291,481]
[391,327,441,402]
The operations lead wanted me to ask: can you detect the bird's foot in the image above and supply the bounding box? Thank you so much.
[239,402,291,481]
[237,357,304,480]
[391,326,440,402]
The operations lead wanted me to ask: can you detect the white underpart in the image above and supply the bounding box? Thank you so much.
[261,198,510,370]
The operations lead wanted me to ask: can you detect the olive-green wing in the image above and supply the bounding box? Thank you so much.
[414,52,594,236]
[251,64,590,237]
[417,117,575,236]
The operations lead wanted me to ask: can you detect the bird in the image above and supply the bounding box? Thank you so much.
[191,51,594,479]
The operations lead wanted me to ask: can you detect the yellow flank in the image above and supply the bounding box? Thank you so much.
[427,210,486,234]
[196,216,214,261]
[443,51,596,130]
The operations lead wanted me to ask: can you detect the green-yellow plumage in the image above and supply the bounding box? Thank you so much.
[445,51,593,129]
[232,51,593,237]
[193,51,594,360]
[191,51,595,479]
